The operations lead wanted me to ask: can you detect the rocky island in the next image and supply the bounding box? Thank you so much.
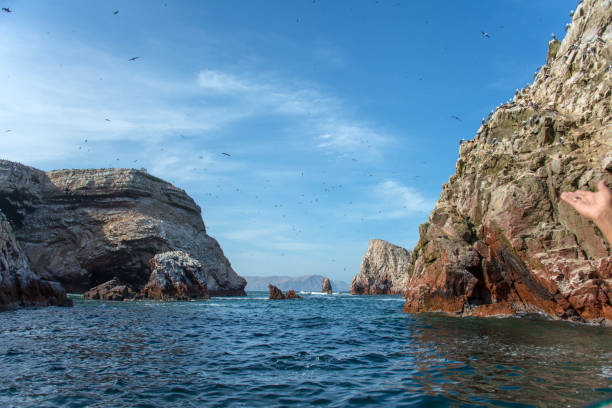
[403,0,612,325]
[0,161,246,303]
[350,239,411,295]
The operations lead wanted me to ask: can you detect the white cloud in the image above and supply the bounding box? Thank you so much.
[197,70,253,93]
[370,179,435,218]
[219,224,320,253]
[194,69,390,160]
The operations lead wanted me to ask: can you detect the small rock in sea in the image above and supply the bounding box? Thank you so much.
[321,277,333,294]
[141,251,209,301]
[83,277,137,301]
[285,290,303,299]
[269,284,285,300]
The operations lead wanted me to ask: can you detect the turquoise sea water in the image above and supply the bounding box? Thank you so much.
[0,292,611,407]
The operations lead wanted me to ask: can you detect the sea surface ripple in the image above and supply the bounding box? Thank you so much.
[0,292,611,407]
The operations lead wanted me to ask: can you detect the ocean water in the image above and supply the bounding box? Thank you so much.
[0,292,611,407]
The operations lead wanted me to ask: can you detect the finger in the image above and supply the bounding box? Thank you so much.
[561,193,579,206]
[598,180,612,196]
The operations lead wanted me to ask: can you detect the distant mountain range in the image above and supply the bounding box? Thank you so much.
[243,274,350,292]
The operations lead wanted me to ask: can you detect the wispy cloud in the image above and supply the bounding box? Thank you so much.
[375,180,434,216]
[195,69,390,160]
[314,45,348,68]
[219,224,320,253]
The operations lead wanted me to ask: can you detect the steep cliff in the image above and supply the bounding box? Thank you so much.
[0,211,71,308]
[0,161,246,296]
[351,239,411,295]
[404,0,612,324]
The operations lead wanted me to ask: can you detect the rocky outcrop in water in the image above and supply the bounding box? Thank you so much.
[83,277,137,301]
[0,212,71,308]
[244,275,349,292]
[268,284,302,299]
[141,251,210,300]
[269,284,285,300]
[322,277,332,294]
[350,239,411,295]
[0,161,246,296]
[285,290,303,299]
[404,0,612,324]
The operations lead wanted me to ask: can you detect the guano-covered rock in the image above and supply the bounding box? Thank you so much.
[404,0,612,325]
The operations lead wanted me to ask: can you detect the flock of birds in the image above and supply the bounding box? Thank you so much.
[1,2,577,271]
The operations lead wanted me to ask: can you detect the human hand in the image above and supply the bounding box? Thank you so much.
[561,180,612,224]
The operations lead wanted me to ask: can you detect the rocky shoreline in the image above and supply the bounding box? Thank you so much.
[0,161,246,306]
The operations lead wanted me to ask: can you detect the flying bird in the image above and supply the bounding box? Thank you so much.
[128,57,139,61]
[451,115,462,121]
[221,152,231,157]
[481,31,490,38]
[105,118,110,122]
[113,10,119,15]
[2,7,11,13]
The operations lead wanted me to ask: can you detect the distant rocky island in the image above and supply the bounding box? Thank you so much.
[401,0,611,325]
[0,161,246,307]
[350,239,411,295]
[244,274,349,292]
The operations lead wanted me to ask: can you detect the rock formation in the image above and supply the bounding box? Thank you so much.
[268,284,302,299]
[244,275,349,292]
[83,277,137,301]
[404,0,612,325]
[321,277,333,294]
[141,251,209,300]
[0,162,246,296]
[0,212,71,308]
[351,239,411,295]
[269,284,285,300]
[285,290,303,299]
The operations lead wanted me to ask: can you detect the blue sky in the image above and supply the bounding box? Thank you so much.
[0,0,576,282]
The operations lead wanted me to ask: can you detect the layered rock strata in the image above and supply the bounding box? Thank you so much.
[0,212,71,308]
[350,239,411,295]
[322,277,333,294]
[404,0,612,324]
[0,161,246,296]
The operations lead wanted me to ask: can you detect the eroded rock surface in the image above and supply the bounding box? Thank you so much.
[83,277,137,301]
[0,162,246,296]
[322,277,333,294]
[404,0,612,324]
[142,251,209,300]
[351,239,411,295]
[0,212,71,308]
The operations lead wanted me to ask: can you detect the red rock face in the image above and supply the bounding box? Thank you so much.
[404,0,612,325]
[269,284,285,300]
[285,290,303,299]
